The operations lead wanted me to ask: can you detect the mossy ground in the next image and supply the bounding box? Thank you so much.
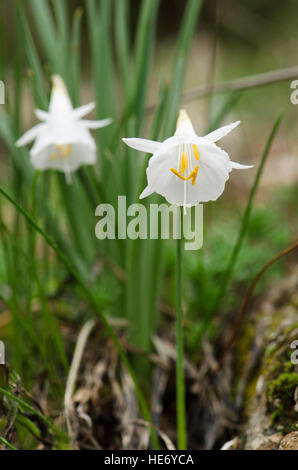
[266,358,298,432]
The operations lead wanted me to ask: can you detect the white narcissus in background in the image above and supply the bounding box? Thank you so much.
[16,75,112,182]
[123,110,253,210]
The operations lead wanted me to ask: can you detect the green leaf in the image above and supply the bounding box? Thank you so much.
[29,0,59,73]
[133,0,160,135]
[211,112,284,316]
[16,2,48,109]
[163,0,203,137]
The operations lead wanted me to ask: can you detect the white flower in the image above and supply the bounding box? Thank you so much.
[123,110,253,209]
[16,75,112,182]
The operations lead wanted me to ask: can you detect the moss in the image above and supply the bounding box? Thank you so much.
[284,361,295,373]
[267,373,298,402]
[234,301,298,430]
[264,345,295,378]
[270,409,282,426]
[266,345,277,358]
[232,321,256,402]
[245,373,261,406]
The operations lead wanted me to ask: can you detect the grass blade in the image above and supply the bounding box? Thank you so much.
[16,2,48,109]
[0,436,18,450]
[86,0,115,155]
[163,0,203,137]
[29,0,58,72]
[0,185,159,448]
[133,0,160,135]
[115,0,130,100]
[0,387,67,441]
[68,7,83,107]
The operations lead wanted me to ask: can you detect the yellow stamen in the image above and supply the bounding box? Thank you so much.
[187,165,199,186]
[180,152,188,174]
[57,144,72,158]
[170,168,186,181]
[193,145,200,161]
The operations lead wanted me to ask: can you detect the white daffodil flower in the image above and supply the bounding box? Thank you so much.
[16,75,112,183]
[123,110,253,210]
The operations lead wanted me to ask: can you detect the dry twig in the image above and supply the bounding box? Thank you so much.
[146,66,298,114]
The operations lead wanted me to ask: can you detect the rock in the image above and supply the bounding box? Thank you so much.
[221,437,240,450]
[236,268,298,450]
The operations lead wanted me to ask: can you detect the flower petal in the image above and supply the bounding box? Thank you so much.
[35,109,49,121]
[82,118,112,129]
[30,142,96,173]
[16,124,44,147]
[73,102,96,119]
[140,185,154,199]
[49,75,73,116]
[204,121,240,142]
[122,138,162,154]
[142,140,233,205]
[175,109,197,137]
[30,118,96,159]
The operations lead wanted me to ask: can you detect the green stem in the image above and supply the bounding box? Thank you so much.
[176,209,187,450]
